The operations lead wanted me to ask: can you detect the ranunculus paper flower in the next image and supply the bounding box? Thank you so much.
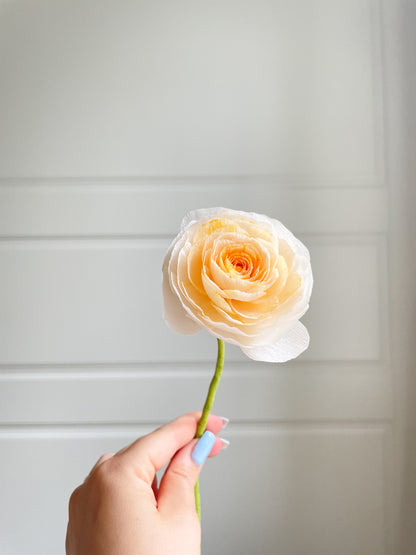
[163,207,313,363]
[162,207,312,522]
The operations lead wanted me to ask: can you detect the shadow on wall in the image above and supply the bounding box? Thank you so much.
[398,2,416,554]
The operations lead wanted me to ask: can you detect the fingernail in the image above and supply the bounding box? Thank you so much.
[192,431,216,465]
[219,416,230,429]
[219,438,230,450]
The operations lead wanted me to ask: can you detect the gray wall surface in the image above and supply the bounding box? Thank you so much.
[0,1,415,554]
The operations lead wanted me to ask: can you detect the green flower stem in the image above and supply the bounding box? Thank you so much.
[194,338,225,521]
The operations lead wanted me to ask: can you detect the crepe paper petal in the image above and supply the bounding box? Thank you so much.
[162,250,202,335]
[241,321,310,363]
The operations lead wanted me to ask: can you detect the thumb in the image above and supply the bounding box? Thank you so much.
[157,431,216,516]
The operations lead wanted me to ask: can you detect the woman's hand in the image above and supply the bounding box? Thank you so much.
[65,412,229,555]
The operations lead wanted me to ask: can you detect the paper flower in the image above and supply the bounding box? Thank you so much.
[163,207,312,363]
[162,207,313,521]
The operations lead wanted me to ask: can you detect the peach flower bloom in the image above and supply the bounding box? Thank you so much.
[163,208,313,362]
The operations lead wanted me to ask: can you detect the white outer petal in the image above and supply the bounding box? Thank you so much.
[241,321,310,362]
[180,207,231,230]
[162,245,202,335]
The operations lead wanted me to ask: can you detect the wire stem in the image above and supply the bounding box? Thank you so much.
[194,338,225,521]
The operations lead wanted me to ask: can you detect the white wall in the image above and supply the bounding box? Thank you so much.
[0,1,414,554]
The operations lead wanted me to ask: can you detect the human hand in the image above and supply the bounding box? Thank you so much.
[65,412,229,555]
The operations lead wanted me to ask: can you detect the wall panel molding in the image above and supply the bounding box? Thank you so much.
[0,425,387,555]
[0,236,385,364]
[0,0,396,554]
[0,366,393,424]
[0,0,384,180]
[0,183,388,237]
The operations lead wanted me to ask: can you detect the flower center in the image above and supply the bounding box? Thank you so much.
[227,255,248,272]
[221,245,257,277]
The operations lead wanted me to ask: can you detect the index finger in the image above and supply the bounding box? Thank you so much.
[115,412,225,484]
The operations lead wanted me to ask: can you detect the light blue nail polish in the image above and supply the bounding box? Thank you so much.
[192,431,216,465]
